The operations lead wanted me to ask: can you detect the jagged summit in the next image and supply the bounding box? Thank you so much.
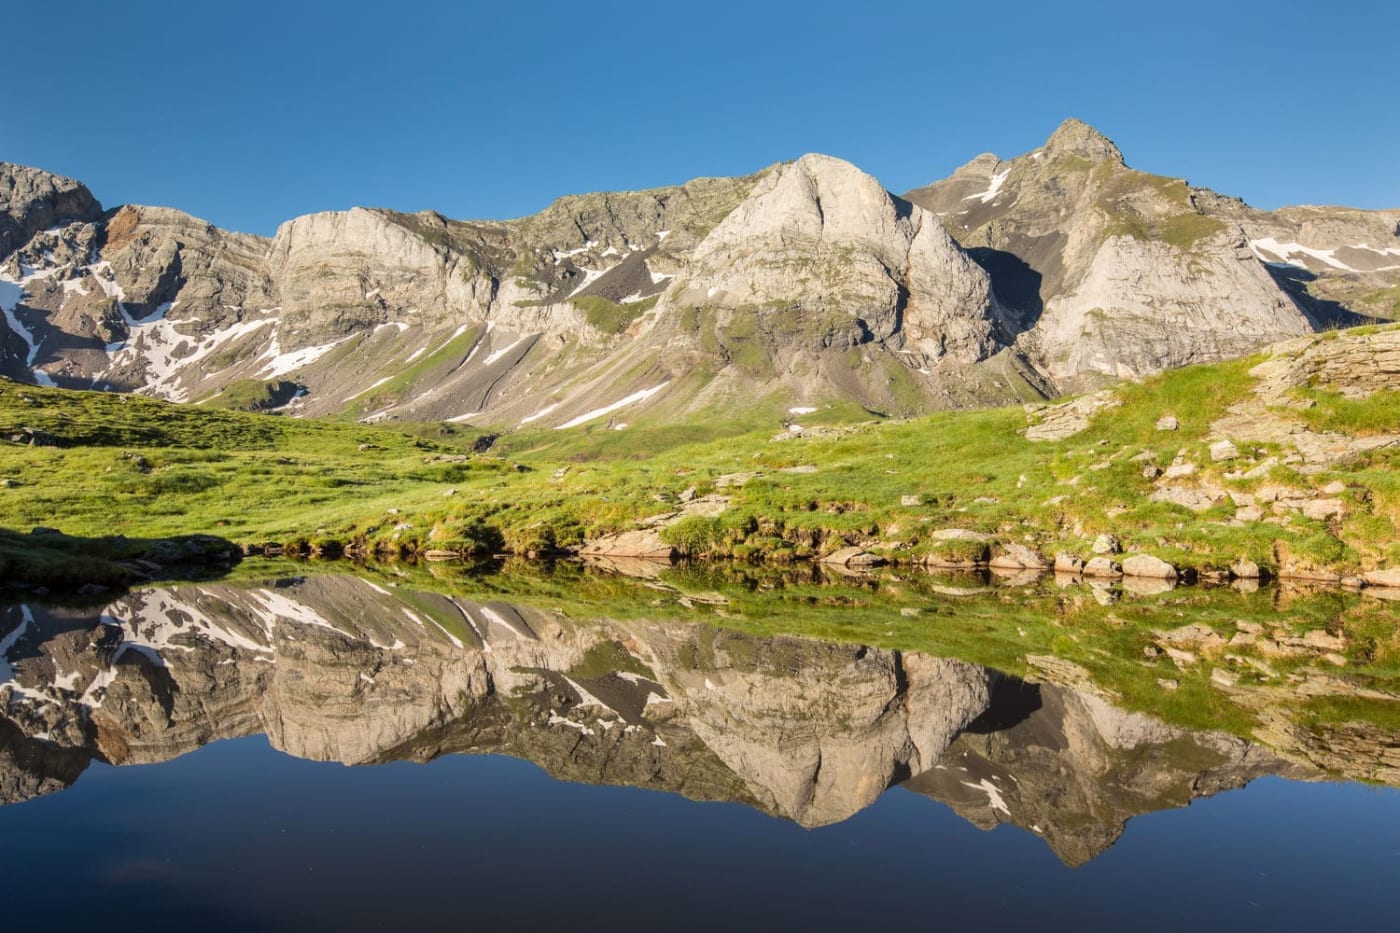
[925,120,1121,195]
[902,119,1397,388]
[0,162,103,255]
[1041,117,1124,164]
[948,152,1003,179]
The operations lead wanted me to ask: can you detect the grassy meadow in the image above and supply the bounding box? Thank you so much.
[2,341,1398,577]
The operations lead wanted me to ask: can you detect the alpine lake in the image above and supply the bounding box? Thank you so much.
[2,558,1397,931]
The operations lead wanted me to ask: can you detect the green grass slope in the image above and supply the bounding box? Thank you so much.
[2,326,1397,577]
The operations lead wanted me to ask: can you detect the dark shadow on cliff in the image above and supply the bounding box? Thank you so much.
[1264,264,1378,330]
[966,247,1043,342]
[0,526,241,604]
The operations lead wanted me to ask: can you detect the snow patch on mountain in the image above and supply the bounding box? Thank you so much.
[555,383,668,429]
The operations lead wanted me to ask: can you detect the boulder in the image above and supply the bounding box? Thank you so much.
[1082,557,1122,579]
[1091,534,1120,555]
[930,528,995,543]
[1211,668,1240,688]
[1230,559,1263,580]
[1302,498,1344,521]
[1209,440,1240,462]
[1024,390,1120,442]
[579,529,677,560]
[821,546,885,568]
[1160,624,1218,651]
[989,543,1047,571]
[1362,568,1400,588]
[1121,554,1177,580]
[1149,485,1222,512]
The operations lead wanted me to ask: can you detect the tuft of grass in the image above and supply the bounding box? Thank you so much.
[1295,387,1400,436]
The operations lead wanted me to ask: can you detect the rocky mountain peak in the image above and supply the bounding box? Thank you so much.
[949,152,1003,180]
[1042,118,1124,165]
[673,152,1005,368]
[0,162,104,256]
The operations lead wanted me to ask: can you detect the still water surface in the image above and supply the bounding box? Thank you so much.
[1,570,1397,931]
[2,742,1396,932]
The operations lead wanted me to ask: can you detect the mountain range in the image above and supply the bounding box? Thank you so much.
[3,119,1397,430]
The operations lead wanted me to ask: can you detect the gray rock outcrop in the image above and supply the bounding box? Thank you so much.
[671,154,1007,366]
[905,119,1322,391]
[0,163,103,256]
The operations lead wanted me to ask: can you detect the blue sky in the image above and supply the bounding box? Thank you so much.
[7,1,1397,236]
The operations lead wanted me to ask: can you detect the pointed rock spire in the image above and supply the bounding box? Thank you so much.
[1042,118,1124,165]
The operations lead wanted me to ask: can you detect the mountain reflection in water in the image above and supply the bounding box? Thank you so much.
[3,572,1373,867]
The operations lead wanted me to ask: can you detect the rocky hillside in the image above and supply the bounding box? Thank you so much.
[905,120,1400,391]
[2,122,1395,427]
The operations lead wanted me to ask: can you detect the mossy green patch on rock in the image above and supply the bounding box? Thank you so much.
[197,379,303,412]
[571,294,660,334]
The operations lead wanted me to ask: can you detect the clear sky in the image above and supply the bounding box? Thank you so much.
[7,0,1397,236]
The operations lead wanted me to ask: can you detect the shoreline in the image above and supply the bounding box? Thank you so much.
[2,518,1400,599]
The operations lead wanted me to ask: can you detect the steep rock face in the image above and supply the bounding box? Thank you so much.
[673,154,1005,364]
[266,207,485,340]
[0,163,102,256]
[1035,233,1307,380]
[905,119,1315,389]
[0,204,278,397]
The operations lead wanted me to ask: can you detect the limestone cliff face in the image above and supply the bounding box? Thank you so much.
[1034,233,1307,381]
[905,119,1319,390]
[266,208,487,340]
[0,162,102,256]
[672,154,1005,365]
